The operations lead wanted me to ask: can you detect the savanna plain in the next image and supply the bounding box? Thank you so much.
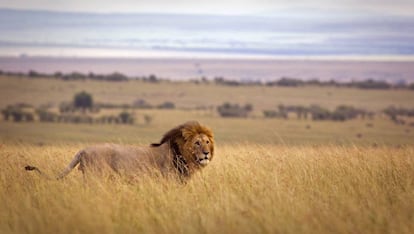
[1,75,414,234]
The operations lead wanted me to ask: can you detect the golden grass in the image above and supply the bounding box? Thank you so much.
[1,143,413,234]
[1,75,414,233]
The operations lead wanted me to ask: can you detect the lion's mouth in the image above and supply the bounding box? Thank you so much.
[197,159,210,166]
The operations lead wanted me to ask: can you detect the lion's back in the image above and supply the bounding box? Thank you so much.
[80,143,170,173]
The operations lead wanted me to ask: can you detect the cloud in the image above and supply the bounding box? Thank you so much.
[1,0,414,16]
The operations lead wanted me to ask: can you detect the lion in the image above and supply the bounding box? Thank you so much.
[25,121,214,181]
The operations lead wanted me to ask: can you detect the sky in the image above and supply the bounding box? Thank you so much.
[1,0,414,16]
[0,0,414,60]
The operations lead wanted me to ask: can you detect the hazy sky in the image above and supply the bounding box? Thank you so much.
[1,0,414,16]
[1,0,414,60]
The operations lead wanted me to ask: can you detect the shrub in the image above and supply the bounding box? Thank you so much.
[63,72,86,81]
[263,110,287,119]
[214,77,242,86]
[59,102,76,113]
[384,106,414,118]
[2,105,35,122]
[309,105,331,121]
[23,112,35,122]
[217,103,253,118]
[119,111,134,124]
[331,105,361,121]
[351,79,391,89]
[145,74,159,83]
[132,99,153,109]
[1,110,9,120]
[10,109,24,122]
[36,108,57,122]
[157,102,175,109]
[28,70,40,78]
[105,72,128,82]
[274,77,304,87]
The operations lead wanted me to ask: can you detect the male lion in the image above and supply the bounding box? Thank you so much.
[25,121,214,181]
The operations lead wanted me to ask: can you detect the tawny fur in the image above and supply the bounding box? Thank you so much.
[25,121,215,181]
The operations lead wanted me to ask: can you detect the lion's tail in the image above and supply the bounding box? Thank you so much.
[25,150,84,180]
[24,165,53,180]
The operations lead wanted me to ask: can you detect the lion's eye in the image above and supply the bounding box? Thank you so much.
[206,140,210,144]
[195,141,201,146]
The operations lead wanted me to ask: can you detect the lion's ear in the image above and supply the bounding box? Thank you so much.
[181,128,195,141]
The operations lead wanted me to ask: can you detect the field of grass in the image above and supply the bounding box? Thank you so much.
[0,109,413,146]
[1,143,413,234]
[1,75,414,233]
[2,75,414,111]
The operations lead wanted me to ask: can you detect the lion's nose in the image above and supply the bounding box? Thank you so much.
[203,151,209,157]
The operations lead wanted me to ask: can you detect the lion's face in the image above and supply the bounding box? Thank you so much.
[182,132,214,167]
[191,133,214,166]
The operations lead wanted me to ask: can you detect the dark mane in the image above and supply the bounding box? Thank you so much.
[150,121,200,147]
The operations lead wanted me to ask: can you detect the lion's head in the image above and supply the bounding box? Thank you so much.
[151,121,214,174]
[181,122,214,166]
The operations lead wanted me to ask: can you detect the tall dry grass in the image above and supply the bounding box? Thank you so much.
[1,143,413,234]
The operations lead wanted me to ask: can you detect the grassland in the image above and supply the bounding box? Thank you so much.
[0,111,413,146]
[1,144,413,234]
[1,75,414,234]
[2,75,414,111]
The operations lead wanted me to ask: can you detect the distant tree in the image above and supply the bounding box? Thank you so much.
[276,77,303,87]
[24,112,34,122]
[147,74,158,83]
[217,102,253,118]
[54,71,62,78]
[157,101,176,109]
[106,72,128,82]
[383,106,414,120]
[331,105,360,121]
[351,79,391,89]
[64,72,86,81]
[244,103,253,112]
[133,99,153,109]
[119,111,134,124]
[28,70,39,78]
[263,110,287,119]
[59,102,76,113]
[2,105,35,122]
[74,91,93,110]
[36,108,57,122]
[1,109,10,121]
[309,105,331,121]
[11,110,24,122]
